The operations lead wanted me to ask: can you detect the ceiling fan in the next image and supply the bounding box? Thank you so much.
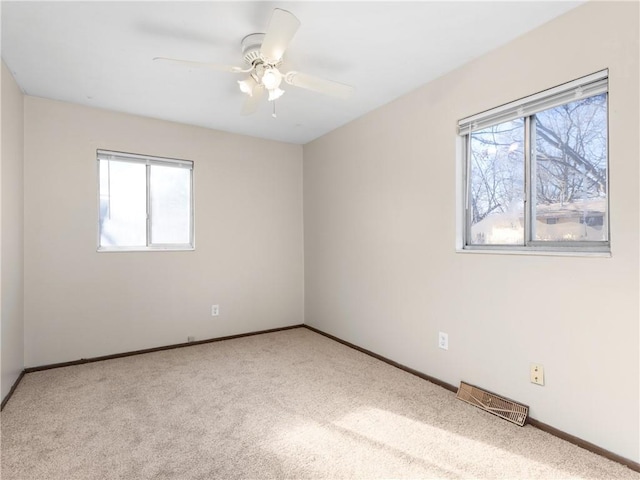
[154,8,355,116]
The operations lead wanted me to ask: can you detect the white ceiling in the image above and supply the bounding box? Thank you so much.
[2,1,583,145]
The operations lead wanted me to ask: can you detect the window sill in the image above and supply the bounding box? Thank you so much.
[456,247,611,258]
[97,246,195,253]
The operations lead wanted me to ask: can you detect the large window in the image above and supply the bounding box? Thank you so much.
[98,150,194,251]
[458,70,609,253]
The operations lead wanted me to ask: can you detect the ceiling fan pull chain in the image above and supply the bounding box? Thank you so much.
[272,101,277,118]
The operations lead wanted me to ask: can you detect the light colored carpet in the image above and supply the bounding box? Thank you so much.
[1,327,638,480]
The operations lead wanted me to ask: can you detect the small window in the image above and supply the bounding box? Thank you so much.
[458,70,609,254]
[98,150,194,251]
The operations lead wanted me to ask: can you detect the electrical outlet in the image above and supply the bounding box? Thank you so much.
[438,332,448,350]
[530,363,545,385]
[211,305,219,317]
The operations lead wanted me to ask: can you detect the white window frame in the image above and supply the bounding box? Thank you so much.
[456,70,610,256]
[97,149,195,252]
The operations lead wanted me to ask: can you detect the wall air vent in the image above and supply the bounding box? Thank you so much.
[456,381,529,427]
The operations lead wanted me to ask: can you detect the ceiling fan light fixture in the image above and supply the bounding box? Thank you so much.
[238,80,251,95]
[237,77,256,96]
[268,87,285,102]
[261,68,282,90]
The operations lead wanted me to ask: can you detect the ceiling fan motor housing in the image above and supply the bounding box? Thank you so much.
[241,33,268,66]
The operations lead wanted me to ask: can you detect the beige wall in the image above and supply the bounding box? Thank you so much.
[304,1,639,462]
[1,61,25,401]
[23,97,304,367]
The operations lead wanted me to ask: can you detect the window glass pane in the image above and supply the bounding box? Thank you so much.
[532,93,607,242]
[468,119,525,245]
[99,160,147,247]
[150,165,191,244]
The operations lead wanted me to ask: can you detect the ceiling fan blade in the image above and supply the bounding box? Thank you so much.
[260,9,300,63]
[241,85,266,116]
[153,57,249,73]
[284,71,354,100]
